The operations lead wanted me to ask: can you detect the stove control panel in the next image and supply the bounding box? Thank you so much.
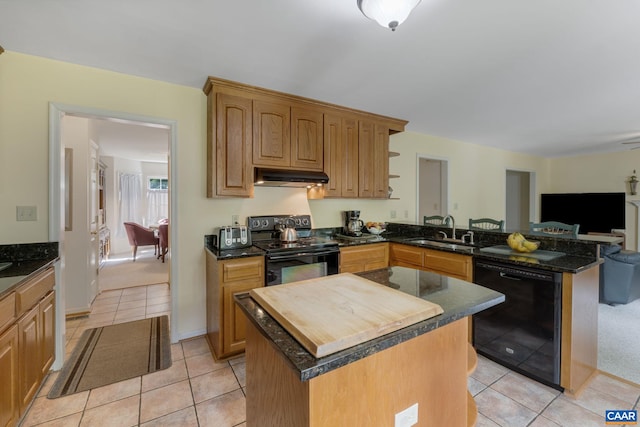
[248,215,312,231]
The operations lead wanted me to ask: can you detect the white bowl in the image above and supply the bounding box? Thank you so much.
[367,227,385,235]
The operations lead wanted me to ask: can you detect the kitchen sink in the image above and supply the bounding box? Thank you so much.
[0,262,13,272]
[403,238,475,252]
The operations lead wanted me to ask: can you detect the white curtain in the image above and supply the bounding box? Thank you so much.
[147,190,169,225]
[117,172,142,236]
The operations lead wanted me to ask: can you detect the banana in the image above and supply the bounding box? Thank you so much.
[507,232,539,253]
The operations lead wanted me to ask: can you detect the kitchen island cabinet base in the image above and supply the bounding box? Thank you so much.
[245,318,469,427]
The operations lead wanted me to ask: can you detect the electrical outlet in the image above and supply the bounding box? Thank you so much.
[232,215,239,225]
[390,210,397,219]
[16,206,37,221]
[395,403,418,427]
[404,210,409,219]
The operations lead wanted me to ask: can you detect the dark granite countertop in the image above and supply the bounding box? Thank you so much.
[204,234,265,259]
[235,266,504,382]
[0,242,59,298]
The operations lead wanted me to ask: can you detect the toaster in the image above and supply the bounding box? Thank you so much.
[217,225,252,250]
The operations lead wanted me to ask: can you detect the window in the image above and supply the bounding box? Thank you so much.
[148,177,169,190]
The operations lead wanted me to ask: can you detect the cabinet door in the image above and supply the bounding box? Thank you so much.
[18,305,39,415]
[222,280,262,356]
[0,325,18,427]
[340,244,389,273]
[39,292,55,377]
[372,124,390,199]
[389,244,424,269]
[423,249,472,281]
[358,120,375,198]
[342,118,359,198]
[291,106,323,170]
[253,99,291,167]
[214,93,253,197]
[323,114,342,197]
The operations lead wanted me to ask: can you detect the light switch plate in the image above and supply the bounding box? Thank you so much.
[17,206,37,221]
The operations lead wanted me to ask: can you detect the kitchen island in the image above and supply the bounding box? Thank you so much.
[236,266,504,427]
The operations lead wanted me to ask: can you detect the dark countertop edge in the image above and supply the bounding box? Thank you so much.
[0,257,58,299]
[204,245,265,259]
[235,284,504,382]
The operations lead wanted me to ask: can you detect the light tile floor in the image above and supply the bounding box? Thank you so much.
[19,283,640,427]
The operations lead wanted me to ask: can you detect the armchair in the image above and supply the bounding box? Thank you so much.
[600,244,640,305]
[123,222,159,262]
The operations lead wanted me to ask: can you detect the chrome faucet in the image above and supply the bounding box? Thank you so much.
[443,214,456,239]
[462,230,474,245]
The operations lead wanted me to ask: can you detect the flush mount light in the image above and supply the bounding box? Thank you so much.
[357,0,422,31]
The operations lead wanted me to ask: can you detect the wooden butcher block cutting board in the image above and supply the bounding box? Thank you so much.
[249,273,444,358]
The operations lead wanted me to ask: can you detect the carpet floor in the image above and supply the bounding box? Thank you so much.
[99,248,168,291]
[598,298,640,384]
[48,315,171,398]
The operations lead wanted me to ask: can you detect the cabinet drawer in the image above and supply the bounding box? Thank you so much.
[0,293,16,334]
[340,243,388,264]
[15,268,55,316]
[222,257,264,282]
[424,250,471,280]
[390,244,424,267]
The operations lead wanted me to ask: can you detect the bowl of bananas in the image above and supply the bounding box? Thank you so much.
[506,232,540,253]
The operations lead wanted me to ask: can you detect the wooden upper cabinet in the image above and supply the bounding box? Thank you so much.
[324,114,358,198]
[213,93,253,197]
[252,99,291,168]
[291,106,323,170]
[203,76,407,199]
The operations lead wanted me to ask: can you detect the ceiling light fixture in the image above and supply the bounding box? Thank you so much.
[357,0,421,31]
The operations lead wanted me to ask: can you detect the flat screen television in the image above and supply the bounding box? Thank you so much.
[540,192,625,234]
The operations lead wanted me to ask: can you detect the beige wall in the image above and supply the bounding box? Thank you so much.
[0,51,561,340]
[550,151,640,249]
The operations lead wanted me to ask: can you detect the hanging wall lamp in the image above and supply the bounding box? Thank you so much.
[357,0,422,31]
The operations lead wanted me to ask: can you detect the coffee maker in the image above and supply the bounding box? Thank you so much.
[343,210,364,237]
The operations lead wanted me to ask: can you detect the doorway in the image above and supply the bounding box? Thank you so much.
[417,157,449,222]
[49,104,178,369]
[505,170,535,231]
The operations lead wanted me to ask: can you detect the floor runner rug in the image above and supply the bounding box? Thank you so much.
[49,315,171,398]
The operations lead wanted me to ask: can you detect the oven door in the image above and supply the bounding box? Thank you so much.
[265,249,339,286]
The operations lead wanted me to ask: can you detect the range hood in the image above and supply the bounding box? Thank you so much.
[254,168,329,188]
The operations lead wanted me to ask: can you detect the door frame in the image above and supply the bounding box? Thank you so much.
[505,168,536,231]
[48,103,179,369]
[416,154,450,222]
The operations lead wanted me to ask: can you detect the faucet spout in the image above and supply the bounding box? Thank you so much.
[443,215,456,239]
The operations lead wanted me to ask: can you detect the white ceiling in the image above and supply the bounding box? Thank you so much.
[3,0,640,157]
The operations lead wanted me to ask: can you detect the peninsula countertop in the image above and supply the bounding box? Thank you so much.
[235,266,504,381]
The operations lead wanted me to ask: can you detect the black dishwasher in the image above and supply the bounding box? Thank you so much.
[473,259,563,390]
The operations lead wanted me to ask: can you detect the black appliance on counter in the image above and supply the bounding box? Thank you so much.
[248,215,339,286]
[343,210,364,236]
[472,259,563,390]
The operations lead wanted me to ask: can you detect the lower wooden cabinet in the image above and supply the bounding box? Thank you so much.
[340,243,389,273]
[206,253,264,360]
[0,266,55,427]
[18,305,40,413]
[0,325,18,427]
[389,243,473,281]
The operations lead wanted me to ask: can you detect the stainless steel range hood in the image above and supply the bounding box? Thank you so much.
[254,168,329,188]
